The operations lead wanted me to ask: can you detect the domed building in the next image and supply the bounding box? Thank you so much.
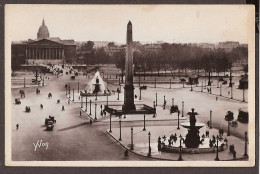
[37,19,50,39]
[11,19,76,67]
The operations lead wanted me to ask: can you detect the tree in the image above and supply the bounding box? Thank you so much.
[108,42,115,47]
[82,41,94,51]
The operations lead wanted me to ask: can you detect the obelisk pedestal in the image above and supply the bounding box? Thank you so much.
[122,21,136,111]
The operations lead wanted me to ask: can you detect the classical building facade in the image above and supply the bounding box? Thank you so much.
[11,19,76,68]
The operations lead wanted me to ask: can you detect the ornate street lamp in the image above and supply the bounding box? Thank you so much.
[177,110,180,130]
[154,78,156,88]
[130,127,134,150]
[178,135,184,161]
[109,114,112,133]
[244,131,248,157]
[215,135,220,161]
[153,101,156,118]
[119,116,122,141]
[89,100,92,115]
[182,101,184,117]
[210,110,212,129]
[95,103,97,120]
[80,95,83,108]
[148,131,151,157]
[85,96,87,112]
[201,82,203,92]
[155,93,157,106]
[143,114,146,131]
[72,88,74,101]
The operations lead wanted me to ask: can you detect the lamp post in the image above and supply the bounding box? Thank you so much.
[85,96,87,112]
[215,135,220,161]
[89,100,92,115]
[119,116,122,141]
[190,83,193,91]
[139,75,140,87]
[244,131,248,157]
[139,88,141,100]
[72,89,74,101]
[106,93,109,106]
[217,79,219,88]
[42,76,44,86]
[148,131,151,157]
[170,79,171,89]
[130,127,134,150]
[243,88,245,102]
[155,93,157,106]
[163,95,166,110]
[117,90,120,100]
[95,103,97,120]
[69,83,71,98]
[210,110,212,129]
[172,98,174,106]
[78,82,79,93]
[182,101,184,117]
[119,75,121,85]
[177,110,180,130]
[154,78,156,88]
[153,101,156,118]
[24,77,26,88]
[201,82,203,92]
[143,114,146,131]
[66,84,67,95]
[81,95,83,108]
[178,135,184,161]
[231,85,233,99]
[220,85,222,96]
[109,114,112,133]
[210,85,212,94]
[204,78,206,89]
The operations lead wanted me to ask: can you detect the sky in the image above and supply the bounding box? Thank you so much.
[5,5,253,44]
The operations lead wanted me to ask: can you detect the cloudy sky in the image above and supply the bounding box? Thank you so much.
[5,5,253,44]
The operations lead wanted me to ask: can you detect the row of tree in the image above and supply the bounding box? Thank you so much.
[76,41,248,77]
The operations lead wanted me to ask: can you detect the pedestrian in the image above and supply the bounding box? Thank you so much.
[62,105,65,111]
[124,149,129,157]
[16,124,19,130]
[207,88,209,92]
[80,111,81,116]
[104,110,106,116]
[207,121,210,127]
[216,96,218,101]
[210,88,211,93]
[90,119,92,125]
[233,150,236,159]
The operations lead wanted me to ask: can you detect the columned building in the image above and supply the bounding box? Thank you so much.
[11,19,76,67]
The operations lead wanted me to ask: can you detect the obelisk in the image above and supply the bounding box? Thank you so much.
[122,21,136,111]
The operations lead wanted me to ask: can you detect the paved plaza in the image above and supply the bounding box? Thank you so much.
[11,66,248,161]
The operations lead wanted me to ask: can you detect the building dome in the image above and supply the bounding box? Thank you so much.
[37,19,50,39]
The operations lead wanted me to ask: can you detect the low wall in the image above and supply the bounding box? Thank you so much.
[161,144,225,154]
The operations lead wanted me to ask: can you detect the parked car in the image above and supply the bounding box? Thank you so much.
[15,98,21,104]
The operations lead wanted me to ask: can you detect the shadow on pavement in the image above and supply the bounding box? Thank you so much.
[57,122,89,131]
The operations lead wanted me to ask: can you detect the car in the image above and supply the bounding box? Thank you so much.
[140,85,147,90]
[46,122,54,131]
[230,121,238,127]
[15,98,21,104]
[222,80,227,85]
[70,76,75,80]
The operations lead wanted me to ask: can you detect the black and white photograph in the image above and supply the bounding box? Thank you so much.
[5,4,255,167]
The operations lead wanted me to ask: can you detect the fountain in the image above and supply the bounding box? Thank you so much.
[181,108,204,148]
[159,108,227,154]
[80,71,112,96]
